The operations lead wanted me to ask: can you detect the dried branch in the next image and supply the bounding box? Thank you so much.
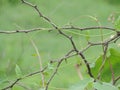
[113,75,120,85]
[21,0,58,29]
[2,66,47,90]
[62,26,116,31]
[45,50,75,90]
[2,78,21,90]
[58,30,78,51]
[88,33,119,46]
[0,26,116,34]
[78,53,94,78]
[0,28,45,34]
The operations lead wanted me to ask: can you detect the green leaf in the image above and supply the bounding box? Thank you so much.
[94,82,118,90]
[32,53,37,57]
[43,71,49,76]
[48,63,54,70]
[114,16,120,31]
[109,48,120,57]
[69,78,94,90]
[15,64,22,78]
[87,82,94,90]
[91,48,120,82]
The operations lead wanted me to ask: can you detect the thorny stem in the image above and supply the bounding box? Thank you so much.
[1,0,120,90]
[78,53,94,78]
[45,50,75,90]
[2,66,47,90]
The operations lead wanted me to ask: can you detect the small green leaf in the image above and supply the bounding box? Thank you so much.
[15,64,22,78]
[91,55,104,77]
[94,82,118,90]
[48,63,54,70]
[114,16,120,31]
[32,53,37,57]
[43,72,49,76]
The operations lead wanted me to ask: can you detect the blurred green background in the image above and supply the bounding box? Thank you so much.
[0,0,120,90]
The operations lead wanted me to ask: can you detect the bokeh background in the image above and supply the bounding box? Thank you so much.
[0,0,120,90]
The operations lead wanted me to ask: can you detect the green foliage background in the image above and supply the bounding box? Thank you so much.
[0,0,120,90]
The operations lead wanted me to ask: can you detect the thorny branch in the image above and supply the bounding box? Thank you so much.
[21,0,58,29]
[114,75,120,85]
[1,0,120,90]
[0,26,116,34]
[45,50,75,90]
[79,53,94,78]
[2,66,47,90]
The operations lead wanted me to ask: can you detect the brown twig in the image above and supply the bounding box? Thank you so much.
[62,26,116,31]
[2,78,22,90]
[0,26,116,34]
[1,66,47,90]
[78,53,94,78]
[113,75,120,85]
[21,0,58,29]
[45,50,75,90]
[58,30,78,51]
